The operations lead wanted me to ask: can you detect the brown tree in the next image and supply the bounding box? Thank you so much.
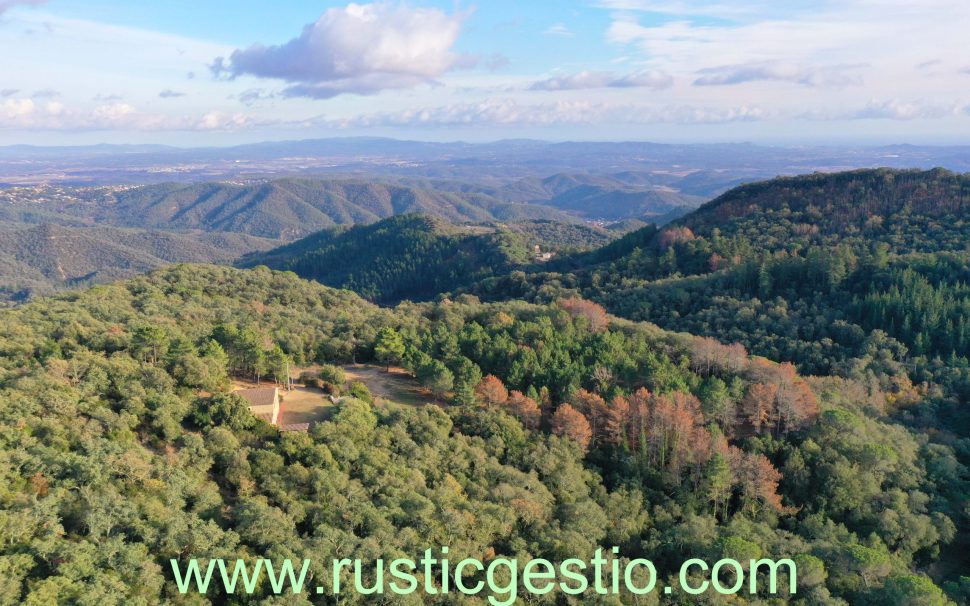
[506,390,541,430]
[741,383,778,435]
[475,375,509,407]
[646,391,706,480]
[657,226,696,248]
[626,388,652,450]
[735,451,790,514]
[550,404,593,453]
[558,297,610,333]
[603,395,631,447]
[774,379,819,434]
[571,389,609,443]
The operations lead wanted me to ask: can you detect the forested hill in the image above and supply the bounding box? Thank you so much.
[464,167,970,420]
[1,263,967,604]
[677,168,970,252]
[0,223,276,303]
[0,174,700,241]
[2,179,577,240]
[239,214,540,303]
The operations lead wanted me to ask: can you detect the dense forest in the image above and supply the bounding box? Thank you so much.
[238,215,571,303]
[1,262,967,604]
[2,168,970,604]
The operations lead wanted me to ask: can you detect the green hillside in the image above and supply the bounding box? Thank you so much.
[466,169,970,402]
[3,170,970,604]
[239,214,536,303]
[1,263,965,604]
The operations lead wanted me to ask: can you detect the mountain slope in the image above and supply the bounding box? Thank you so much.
[2,179,579,240]
[416,172,704,222]
[465,168,970,381]
[239,214,537,303]
[0,263,965,605]
[678,167,970,252]
[0,223,276,302]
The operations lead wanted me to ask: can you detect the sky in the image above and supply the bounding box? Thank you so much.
[2,0,970,146]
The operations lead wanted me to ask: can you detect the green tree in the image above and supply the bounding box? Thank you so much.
[131,324,169,365]
[374,327,406,371]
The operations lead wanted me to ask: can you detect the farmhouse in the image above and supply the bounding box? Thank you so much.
[234,387,281,426]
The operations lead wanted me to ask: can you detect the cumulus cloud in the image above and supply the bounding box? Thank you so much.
[0,0,46,14]
[530,69,673,91]
[158,89,186,98]
[693,62,864,87]
[211,2,471,99]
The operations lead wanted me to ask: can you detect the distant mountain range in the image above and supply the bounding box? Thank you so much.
[251,168,970,306]
[0,174,700,239]
[3,166,969,305]
[4,137,970,194]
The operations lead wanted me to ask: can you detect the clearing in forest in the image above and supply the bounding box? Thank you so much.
[340,364,431,407]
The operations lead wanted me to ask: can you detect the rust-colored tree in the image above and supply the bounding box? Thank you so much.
[571,389,609,443]
[558,297,610,333]
[645,391,706,481]
[625,388,652,450]
[741,383,778,435]
[657,226,696,248]
[475,375,509,407]
[774,378,820,434]
[506,390,541,430]
[735,451,790,515]
[603,395,631,447]
[550,404,593,453]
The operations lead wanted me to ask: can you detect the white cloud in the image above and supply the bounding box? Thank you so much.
[0,96,261,131]
[1,98,35,119]
[530,69,672,91]
[840,99,962,121]
[693,62,864,87]
[0,0,45,14]
[331,98,768,128]
[211,2,472,99]
[544,23,574,37]
[595,0,970,132]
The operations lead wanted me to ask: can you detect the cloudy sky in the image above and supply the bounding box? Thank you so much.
[2,0,970,145]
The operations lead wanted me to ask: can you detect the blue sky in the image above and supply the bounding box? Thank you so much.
[2,0,970,145]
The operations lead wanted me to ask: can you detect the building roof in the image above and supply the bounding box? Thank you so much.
[234,387,279,407]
